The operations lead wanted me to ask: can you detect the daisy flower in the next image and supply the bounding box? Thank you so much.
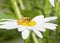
[49,0,55,7]
[0,15,57,39]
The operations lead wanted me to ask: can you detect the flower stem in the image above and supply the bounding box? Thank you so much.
[32,32,38,43]
[55,0,59,43]
[44,0,50,16]
[24,37,30,43]
[18,0,25,10]
[24,39,28,43]
[11,0,22,19]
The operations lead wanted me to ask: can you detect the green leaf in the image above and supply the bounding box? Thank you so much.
[0,13,17,19]
[21,10,40,18]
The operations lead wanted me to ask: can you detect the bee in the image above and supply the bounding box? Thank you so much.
[17,17,31,24]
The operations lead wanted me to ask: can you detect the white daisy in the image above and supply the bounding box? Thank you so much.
[49,0,55,7]
[0,15,57,39]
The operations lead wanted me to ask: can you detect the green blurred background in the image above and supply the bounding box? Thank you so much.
[0,0,60,43]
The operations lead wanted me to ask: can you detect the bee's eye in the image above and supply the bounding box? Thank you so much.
[26,18,31,21]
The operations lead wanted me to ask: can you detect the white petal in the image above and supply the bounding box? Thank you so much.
[43,23,57,30]
[0,22,9,24]
[0,25,18,29]
[32,26,46,32]
[33,29,43,38]
[0,21,17,25]
[18,25,27,32]
[44,17,57,22]
[0,22,18,29]
[22,29,30,39]
[49,0,55,7]
[32,15,44,23]
[0,19,16,21]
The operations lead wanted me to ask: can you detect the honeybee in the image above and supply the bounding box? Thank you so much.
[17,17,31,24]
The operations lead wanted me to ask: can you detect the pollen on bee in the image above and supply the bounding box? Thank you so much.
[17,17,36,26]
[17,17,31,24]
[17,19,25,25]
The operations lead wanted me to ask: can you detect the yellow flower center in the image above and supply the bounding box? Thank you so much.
[17,18,36,26]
